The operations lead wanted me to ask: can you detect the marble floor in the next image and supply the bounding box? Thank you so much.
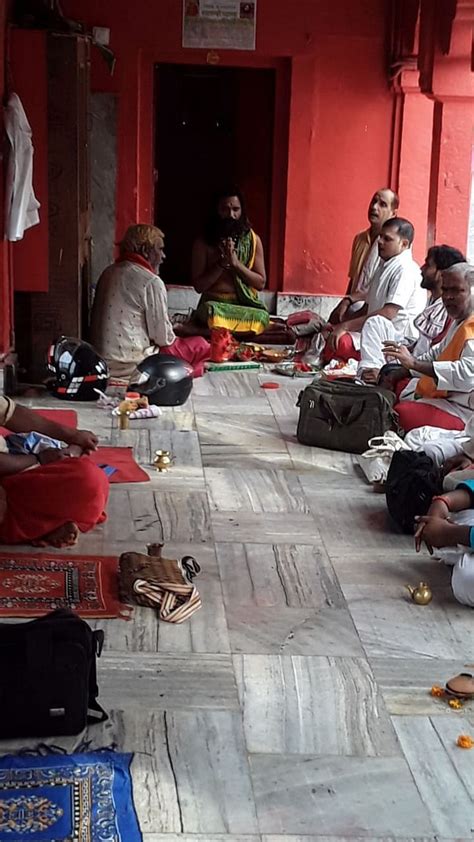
[1,371,473,841]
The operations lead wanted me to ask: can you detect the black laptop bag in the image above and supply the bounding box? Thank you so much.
[0,608,108,738]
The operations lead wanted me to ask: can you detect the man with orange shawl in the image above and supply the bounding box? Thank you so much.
[0,398,108,547]
[384,262,474,432]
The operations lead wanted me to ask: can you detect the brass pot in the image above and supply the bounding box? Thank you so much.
[406,581,433,605]
[153,450,174,472]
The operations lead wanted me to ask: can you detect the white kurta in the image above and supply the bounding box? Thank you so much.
[4,93,40,241]
[90,261,176,378]
[399,319,474,423]
[351,249,425,367]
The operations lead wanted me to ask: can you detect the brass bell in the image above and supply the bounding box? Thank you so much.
[153,450,173,472]
[406,581,433,605]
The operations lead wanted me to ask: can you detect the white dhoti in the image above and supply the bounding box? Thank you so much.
[356,315,404,373]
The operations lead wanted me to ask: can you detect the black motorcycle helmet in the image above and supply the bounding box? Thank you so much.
[47,337,109,401]
[129,353,193,406]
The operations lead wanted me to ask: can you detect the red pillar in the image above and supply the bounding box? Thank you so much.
[391,66,434,262]
[424,1,474,251]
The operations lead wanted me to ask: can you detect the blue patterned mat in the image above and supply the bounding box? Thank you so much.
[0,750,142,840]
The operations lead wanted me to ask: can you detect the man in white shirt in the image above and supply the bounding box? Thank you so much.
[90,224,210,379]
[322,218,425,379]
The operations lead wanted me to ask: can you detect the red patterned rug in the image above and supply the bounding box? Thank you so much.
[0,551,131,619]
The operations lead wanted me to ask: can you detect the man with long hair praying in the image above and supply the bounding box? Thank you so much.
[190,186,270,335]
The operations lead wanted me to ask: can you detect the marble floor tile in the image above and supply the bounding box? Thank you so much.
[156,407,196,431]
[302,489,414,552]
[193,371,263,397]
[201,447,294,471]
[226,604,363,656]
[251,755,434,836]
[193,394,274,415]
[205,467,309,513]
[127,489,212,544]
[370,657,474,721]
[89,606,159,653]
[262,386,301,416]
[218,543,361,654]
[217,543,344,610]
[234,655,398,756]
[144,836,261,841]
[393,716,474,836]
[287,440,359,475]
[196,413,288,452]
[99,652,238,709]
[211,511,320,544]
[329,548,453,591]
[342,582,473,659]
[262,837,438,842]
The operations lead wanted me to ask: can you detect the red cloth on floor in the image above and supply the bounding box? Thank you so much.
[90,447,150,483]
[0,408,78,437]
[322,333,361,364]
[162,336,210,377]
[0,456,109,544]
[394,401,465,433]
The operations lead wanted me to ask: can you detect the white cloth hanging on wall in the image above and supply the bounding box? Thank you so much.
[4,92,40,241]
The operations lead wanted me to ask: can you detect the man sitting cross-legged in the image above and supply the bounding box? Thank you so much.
[90,224,210,379]
[415,481,474,607]
[322,217,425,377]
[384,262,474,432]
[190,187,269,336]
[0,397,108,547]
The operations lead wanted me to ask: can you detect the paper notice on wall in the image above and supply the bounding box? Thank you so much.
[183,1,256,50]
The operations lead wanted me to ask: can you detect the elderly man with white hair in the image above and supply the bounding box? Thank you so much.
[384,262,474,431]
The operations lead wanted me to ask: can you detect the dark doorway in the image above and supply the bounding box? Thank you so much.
[154,64,276,286]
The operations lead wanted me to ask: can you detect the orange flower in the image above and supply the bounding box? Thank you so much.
[456,735,474,749]
[430,685,445,697]
[448,698,464,710]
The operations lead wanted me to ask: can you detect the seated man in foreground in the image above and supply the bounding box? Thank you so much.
[90,224,210,379]
[384,262,474,432]
[329,187,399,325]
[322,217,425,378]
[0,397,108,547]
[191,187,269,336]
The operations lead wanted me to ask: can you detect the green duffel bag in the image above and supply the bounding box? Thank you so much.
[296,379,397,454]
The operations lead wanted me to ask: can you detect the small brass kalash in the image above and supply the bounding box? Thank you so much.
[406,582,433,605]
[153,450,174,472]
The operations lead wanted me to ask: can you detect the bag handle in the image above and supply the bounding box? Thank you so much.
[317,394,366,428]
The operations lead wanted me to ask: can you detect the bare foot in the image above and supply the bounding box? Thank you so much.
[32,521,79,549]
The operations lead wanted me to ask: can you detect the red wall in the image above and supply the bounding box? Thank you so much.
[60,0,395,296]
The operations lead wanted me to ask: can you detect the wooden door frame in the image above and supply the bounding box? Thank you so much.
[150,52,290,293]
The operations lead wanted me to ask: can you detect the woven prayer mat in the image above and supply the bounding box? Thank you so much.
[0,551,130,619]
[0,750,142,841]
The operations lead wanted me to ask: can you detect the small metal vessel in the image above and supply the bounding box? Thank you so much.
[153,450,173,472]
[406,581,433,605]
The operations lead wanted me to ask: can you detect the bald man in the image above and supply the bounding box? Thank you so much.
[329,188,399,325]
